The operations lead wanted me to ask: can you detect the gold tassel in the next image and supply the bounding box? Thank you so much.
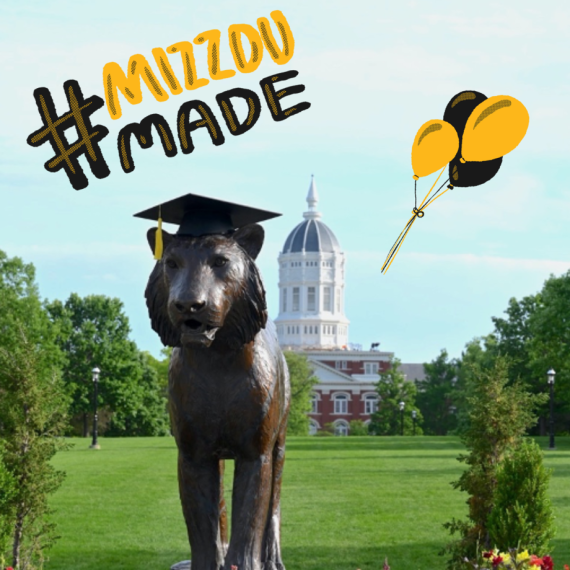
[154,207,163,260]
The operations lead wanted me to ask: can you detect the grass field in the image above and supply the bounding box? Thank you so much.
[45,436,570,570]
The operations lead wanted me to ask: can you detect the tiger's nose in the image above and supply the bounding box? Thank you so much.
[174,300,206,313]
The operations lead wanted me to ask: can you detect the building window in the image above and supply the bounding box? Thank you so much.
[309,420,319,435]
[333,394,348,414]
[364,395,378,414]
[296,326,299,334]
[335,360,348,370]
[334,420,349,436]
[293,287,300,311]
[282,288,287,312]
[307,287,316,311]
[323,287,332,311]
[311,394,319,413]
[364,363,379,375]
[304,326,307,334]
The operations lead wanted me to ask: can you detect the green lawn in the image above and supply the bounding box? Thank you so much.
[45,436,570,570]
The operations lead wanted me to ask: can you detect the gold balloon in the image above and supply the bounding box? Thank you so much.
[462,95,529,162]
[411,120,459,179]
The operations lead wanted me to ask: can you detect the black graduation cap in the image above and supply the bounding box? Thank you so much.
[134,192,281,259]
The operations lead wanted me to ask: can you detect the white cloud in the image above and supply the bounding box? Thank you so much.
[349,248,569,276]
[6,242,148,260]
[425,9,545,39]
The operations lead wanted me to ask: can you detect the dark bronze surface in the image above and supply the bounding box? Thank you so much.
[145,224,290,570]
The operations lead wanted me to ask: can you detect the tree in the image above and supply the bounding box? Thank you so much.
[491,271,570,431]
[283,351,318,436]
[453,335,500,435]
[527,272,570,417]
[0,251,69,569]
[369,358,422,435]
[144,347,172,396]
[416,349,459,435]
[46,294,168,437]
[105,351,170,437]
[492,294,539,388]
[441,357,547,569]
[0,443,16,568]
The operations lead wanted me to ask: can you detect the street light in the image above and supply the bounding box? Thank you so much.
[90,367,101,450]
[399,401,405,436]
[412,409,417,436]
[547,368,556,450]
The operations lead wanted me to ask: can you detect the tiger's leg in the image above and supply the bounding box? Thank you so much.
[261,420,287,570]
[224,455,273,570]
[178,452,226,570]
[219,459,228,556]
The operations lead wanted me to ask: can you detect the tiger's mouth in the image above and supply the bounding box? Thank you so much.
[180,318,220,346]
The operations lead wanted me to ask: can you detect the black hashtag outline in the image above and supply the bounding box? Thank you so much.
[26,79,110,190]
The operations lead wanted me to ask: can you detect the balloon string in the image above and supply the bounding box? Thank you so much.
[414,179,417,210]
[382,167,447,272]
[381,167,450,274]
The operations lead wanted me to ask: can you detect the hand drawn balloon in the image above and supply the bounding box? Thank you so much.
[444,90,503,188]
[381,91,529,274]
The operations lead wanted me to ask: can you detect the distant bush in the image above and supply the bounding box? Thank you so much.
[349,420,369,436]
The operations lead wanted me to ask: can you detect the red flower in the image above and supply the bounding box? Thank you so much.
[530,555,543,567]
[483,551,494,559]
[542,556,554,570]
[492,556,503,567]
[6,567,14,570]
[564,564,569,570]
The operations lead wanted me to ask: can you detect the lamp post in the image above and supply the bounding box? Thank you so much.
[90,367,101,450]
[547,368,556,450]
[399,401,405,436]
[412,409,417,436]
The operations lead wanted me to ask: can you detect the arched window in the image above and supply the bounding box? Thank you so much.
[334,420,349,436]
[364,394,379,414]
[309,419,319,435]
[310,394,319,414]
[333,393,349,414]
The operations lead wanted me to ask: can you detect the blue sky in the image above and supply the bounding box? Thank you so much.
[1,0,569,364]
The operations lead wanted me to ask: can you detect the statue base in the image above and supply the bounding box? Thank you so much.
[170,561,191,570]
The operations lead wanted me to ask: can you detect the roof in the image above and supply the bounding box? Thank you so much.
[400,363,426,382]
[282,218,341,253]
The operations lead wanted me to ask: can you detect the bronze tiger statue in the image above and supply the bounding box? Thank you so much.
[144,221,290,570]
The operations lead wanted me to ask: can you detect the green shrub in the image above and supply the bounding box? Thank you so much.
[488,438,554,555]
[348,420,369,436]
[441,357,547,569]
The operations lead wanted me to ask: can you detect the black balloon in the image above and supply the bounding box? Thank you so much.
[448,155,502,187]
[444,90,503,187]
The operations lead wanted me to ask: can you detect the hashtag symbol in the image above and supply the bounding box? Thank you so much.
[26,80,110,190]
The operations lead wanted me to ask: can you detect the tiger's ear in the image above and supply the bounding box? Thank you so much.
[233,224,264,260]
[147,228,174,255]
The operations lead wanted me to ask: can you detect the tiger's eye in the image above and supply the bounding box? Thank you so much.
[214,257,228,267]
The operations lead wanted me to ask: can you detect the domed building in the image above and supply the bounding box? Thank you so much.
[275,176,350,349]
[274,177,426,435]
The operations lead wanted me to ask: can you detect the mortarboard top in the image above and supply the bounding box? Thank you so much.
[134,192,282,237]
